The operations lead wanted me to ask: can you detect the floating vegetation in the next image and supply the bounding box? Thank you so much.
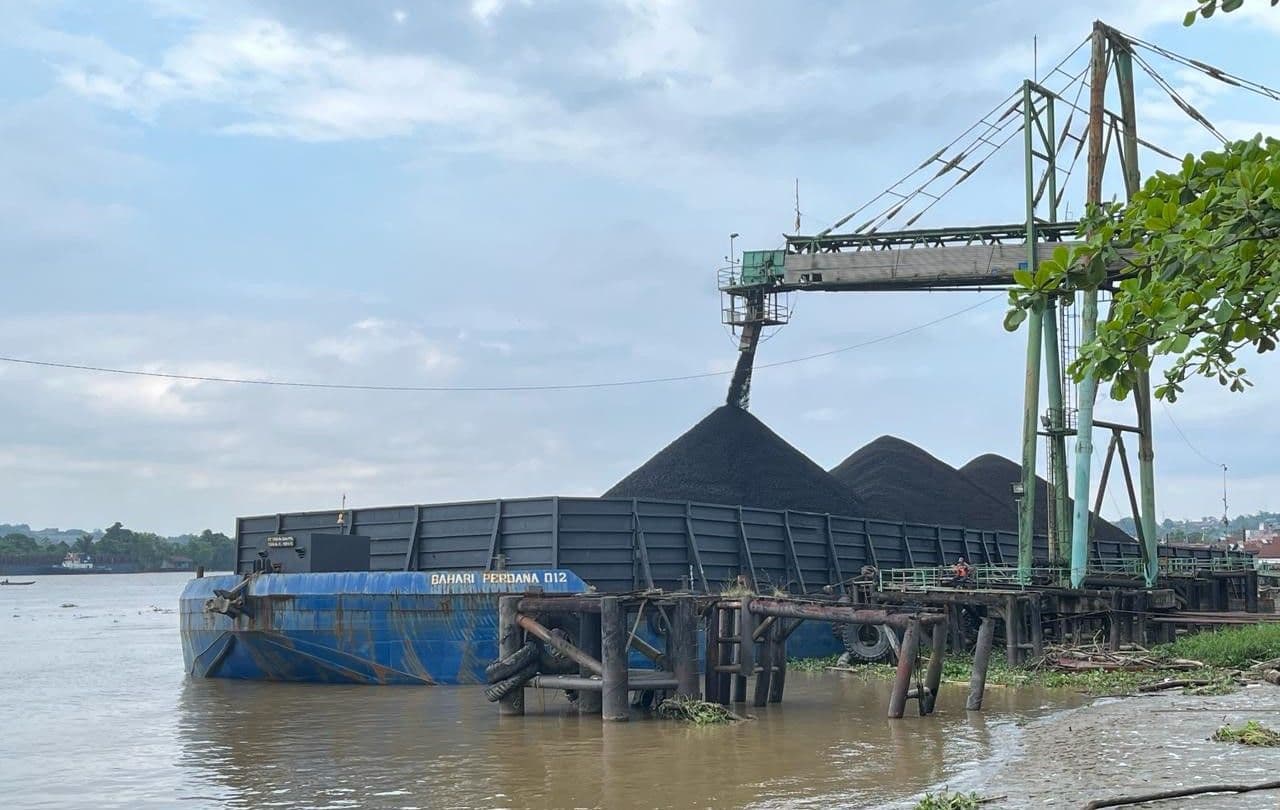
[1212,720,1280,747]
[912,791,986,810]
[655,695,743,725]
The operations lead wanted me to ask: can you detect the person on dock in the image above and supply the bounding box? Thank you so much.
[949,557,974,588]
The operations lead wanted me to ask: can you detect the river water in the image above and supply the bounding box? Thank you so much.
[3,572,1274,809]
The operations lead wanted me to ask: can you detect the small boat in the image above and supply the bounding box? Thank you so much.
[0,579,36,586]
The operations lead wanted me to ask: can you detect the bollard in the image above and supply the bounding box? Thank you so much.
[196,565,205,579]
[578,610,603,713]
[671,598,699,698]
[498,595,524,716]
[921,621,946,715]
[600,596,628,722]
[966,616,995,711]
[888,619,921,719]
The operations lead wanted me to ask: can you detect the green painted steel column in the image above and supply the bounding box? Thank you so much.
[1114,38,1158,587]
[1018,298,1044,582]
[1017,79,1042,584]
[1042,298,1070,565]
[1070,294,1099,588]
[1071,23,1109,589]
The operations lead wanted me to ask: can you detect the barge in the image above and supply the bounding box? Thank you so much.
[180,496,1251,685]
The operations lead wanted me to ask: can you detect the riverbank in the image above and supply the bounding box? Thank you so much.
[936,687,1280,808]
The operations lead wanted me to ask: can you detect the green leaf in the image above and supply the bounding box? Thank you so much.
[1170,333,1191,353]
[1003,308,1027,332]
[1013,269,1035,288]
[1184,9,1198,25]
[1222,0,1244,12]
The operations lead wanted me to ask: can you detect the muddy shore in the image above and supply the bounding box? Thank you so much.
[923,685,1280,809]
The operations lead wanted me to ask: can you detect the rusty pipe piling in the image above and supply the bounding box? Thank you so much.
[967,616,996,711]
[888,619,921,719]
[498,595,525,717]
[600,596,629,722]
[517,614,603,676]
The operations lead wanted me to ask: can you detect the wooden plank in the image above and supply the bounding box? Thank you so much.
[632,501,655,590]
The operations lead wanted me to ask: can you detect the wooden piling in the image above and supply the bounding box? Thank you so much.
[716,606,734,705]
[768,619,787,703]
[497,595,524,717]
[888,619,920,719]
[670,598,699,698]
[752,626,773,707]
[922,621,946,715]
[732,604,752,703]
[1004,596,1021,666]
[966,616,995,711]
[704,606,721,703]
[578,610,603,713]
[600,596,628,722]
[1107,591,1122,652]
[1028,599,1044,658]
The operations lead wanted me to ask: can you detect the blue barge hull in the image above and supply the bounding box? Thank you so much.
[181,569,843,685]
[181,570,588,685]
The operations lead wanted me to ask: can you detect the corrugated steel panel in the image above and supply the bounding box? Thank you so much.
[236,496,1247,592]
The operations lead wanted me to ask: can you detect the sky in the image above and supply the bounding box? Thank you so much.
[3,0,1280,535]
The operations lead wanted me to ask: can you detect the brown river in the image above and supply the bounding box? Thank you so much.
[3,573,1278,809]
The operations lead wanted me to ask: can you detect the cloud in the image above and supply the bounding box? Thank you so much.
[309,318,460,373]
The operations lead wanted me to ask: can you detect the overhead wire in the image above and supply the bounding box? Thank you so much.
[1160,401,1224,468]
[0,295,1002,394]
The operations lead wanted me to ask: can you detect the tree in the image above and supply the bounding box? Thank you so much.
[1007,136,1280,402]
[1186,0,1278,26]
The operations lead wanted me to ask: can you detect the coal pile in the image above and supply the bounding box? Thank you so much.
[829,436,1017,531]
[959,453,1132,542]
[605,405,872,516]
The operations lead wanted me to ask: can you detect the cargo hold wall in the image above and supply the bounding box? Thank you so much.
[235,496,1245,593]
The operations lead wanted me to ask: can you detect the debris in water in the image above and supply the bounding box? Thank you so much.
[1212,720,1280,746]
[655,695,746,724]
[606,405,871,516]
[830,436,1015,530]
[60,602,77,608]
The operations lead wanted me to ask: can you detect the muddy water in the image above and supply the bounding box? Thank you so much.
[9,571,1221,810]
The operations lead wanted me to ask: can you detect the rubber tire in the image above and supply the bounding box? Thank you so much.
[485,641,539,684]
[838,623,893,663]
[483,660,537,702]
[539,627,579,675]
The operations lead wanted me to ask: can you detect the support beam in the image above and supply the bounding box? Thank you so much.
[1070,21,1110,590]
[578,611,603,713]
[1018,297,1045,582]
[967,616,996,711]
[922,621,947,715]
[1043,298,1071,565]
[600,596,629,722]
[1113,36,1158,588]
[497,596,524,717]
[888,620,921,719]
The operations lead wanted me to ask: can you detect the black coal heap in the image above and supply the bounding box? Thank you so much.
[829,436,1016,531]
[959,453,1132,542]
[605,405,871,516]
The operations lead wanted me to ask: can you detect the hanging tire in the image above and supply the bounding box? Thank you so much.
[539,627,579,675]
[485,641,539,684]
[838,623,893,663]
[484,660,537,702]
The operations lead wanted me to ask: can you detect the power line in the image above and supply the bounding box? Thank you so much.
[1160,401,1223,468]
[0,296,1001,394]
